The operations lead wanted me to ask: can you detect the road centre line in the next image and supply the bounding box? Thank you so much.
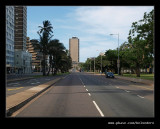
[93,101,104,117]
[79,77,91,96]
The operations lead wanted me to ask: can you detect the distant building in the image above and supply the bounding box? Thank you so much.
[69,37,79,69]
[26,37,43,72]
[6,6,15,73]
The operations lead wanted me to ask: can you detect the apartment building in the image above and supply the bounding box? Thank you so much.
[6,6,15,73]
[14,6,32,74]
[26,37,43,72]
[69,37,79,69]
[14,6,27,51]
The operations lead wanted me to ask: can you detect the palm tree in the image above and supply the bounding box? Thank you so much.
[47,39,63,75]
[47,39,72,75]
[38,20,53,36]
[37,20,53,76]
[59,50,72,73]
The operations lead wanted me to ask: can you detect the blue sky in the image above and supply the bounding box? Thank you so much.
[27,6,154,62]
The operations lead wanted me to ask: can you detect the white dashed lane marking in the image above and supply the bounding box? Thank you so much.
[137,95,144,98]
[93,101,104,117]
[88,93,91,96]
[124,90,130,93]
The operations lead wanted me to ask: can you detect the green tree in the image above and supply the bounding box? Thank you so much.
[127,9,154,77]
[47,39,71,75]
[58,50,72,73]
[105,49,118,73]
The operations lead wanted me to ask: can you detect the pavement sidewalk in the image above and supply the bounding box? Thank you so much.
[6,75,66,116]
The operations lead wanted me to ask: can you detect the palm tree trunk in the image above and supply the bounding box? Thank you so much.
[47,55,52,76]
[47,64,51,76]
[43,54,46,76]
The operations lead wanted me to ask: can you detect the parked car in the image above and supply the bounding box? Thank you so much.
[105,72,114,78]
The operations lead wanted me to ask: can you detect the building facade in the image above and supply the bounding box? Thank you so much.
[69,37,79,69]
[14,50,32,74]
[69,37,79,63]
[14,6,32,73]
[6,6,15,73]
[14,6,27,51]
[26,37,43,72]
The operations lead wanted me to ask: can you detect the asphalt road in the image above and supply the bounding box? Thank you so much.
[14,72,154,117]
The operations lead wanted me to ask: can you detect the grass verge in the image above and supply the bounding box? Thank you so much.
[115,73,154,81]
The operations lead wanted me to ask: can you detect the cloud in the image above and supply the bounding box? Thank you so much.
[27,6,154,62]
[72,6,154,40]
[67,6,153,62]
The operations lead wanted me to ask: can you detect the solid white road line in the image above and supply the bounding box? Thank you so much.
[137,95,144,98]
[93,101,104,117]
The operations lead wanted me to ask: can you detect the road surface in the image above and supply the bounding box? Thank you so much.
[13,72,154,117]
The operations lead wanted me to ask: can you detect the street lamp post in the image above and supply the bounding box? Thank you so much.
[110,33,120,75]
[100,52,104,75]
[101,54,102,75]
[94,57,95,74]
[90,60,91,72]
